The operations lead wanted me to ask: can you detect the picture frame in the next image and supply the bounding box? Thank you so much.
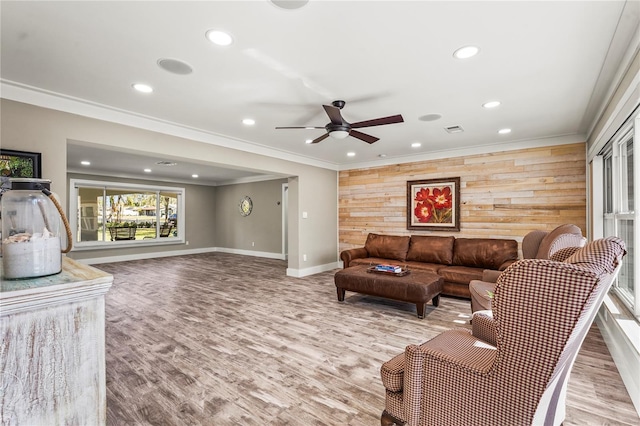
[0,149,42,179]
[1,149,42,197]
[407,177,460,231]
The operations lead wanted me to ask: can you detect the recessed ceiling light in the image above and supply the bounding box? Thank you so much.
[242,118,255,126]
[144,168,152,173]
[498,128,512,134]
[80,161,91,166]
[132,83,153,93]
[482,101,501,109]
[192,174,199,178]
[347,152,356,157]
[453,45,480,59]
[305,139,313,144]
[206,30,233,46]
[378,154,387,158]
[411,142,422,148]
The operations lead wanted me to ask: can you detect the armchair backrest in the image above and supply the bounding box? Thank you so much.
[522,224,586,259]
[491,237,626,425]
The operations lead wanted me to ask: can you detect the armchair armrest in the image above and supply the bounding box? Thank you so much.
[481,269,502,283]
[340,247,368,268]
[498,259,517,271]
[472,310,497,347]
[400,329,498,425]
[402,344,428,426]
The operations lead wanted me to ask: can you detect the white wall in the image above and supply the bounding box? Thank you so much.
[214,178,288,255]
[0,99,339,275]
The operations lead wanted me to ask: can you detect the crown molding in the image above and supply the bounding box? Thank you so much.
[339,134,586,171]
[0,80,340,171]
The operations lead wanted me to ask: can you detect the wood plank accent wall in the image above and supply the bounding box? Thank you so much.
[339,143,586,256]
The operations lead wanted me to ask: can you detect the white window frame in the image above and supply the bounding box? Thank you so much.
[601,117,638,318]
[70,179,185,250]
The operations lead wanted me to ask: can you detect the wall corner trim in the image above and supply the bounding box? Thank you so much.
[287,262,340,278]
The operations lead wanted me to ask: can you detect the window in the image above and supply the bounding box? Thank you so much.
[70,179,185,248]
[601,114,638,318]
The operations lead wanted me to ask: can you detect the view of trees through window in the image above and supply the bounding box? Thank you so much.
[74,182,182,243]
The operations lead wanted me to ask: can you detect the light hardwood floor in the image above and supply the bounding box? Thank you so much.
[98,253,639,425]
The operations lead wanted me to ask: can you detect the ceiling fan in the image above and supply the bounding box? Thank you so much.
[275,100,404,144]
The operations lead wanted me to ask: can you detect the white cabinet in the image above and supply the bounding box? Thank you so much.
[1,257,113,425]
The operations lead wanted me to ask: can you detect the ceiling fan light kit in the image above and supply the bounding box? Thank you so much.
[330,130,349,139]
[276,100,404,145]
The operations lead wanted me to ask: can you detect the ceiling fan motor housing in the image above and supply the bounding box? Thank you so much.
[275,99,403,144]
[327,124,351,132]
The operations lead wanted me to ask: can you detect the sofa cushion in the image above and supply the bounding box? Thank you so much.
[349,257,399,268]
[438,265,484,285]
[364,233,410,262]
[403,261,445,274]
[536,224,582,259]
[563,236,626,276]
[452,238,518,270]
[406,235,455,265]
[348,258,445,274]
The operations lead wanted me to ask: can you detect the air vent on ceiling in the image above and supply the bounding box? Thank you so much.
[444,125,464,134]
[156,161,177,166]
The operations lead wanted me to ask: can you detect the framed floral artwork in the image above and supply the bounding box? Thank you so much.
[407,177,460,231]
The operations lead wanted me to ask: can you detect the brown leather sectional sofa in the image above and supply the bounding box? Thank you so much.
[340,233,518,298]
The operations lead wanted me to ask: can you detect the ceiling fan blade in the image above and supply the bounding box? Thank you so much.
[323,104,344,125]
[311,133,330,144]
[275,126,325,129]
[349,130,379,144]
[350,114,404,129]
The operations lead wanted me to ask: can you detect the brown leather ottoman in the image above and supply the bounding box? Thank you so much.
[334,265,443,318]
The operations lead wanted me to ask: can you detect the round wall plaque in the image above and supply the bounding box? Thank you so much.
[239,196,253,216]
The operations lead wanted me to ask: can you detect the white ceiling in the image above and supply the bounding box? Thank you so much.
[1,1,638,184]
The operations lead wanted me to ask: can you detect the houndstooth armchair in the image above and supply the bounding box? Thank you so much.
[380,237,626,426]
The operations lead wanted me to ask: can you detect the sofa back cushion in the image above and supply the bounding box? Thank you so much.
[453,238,518,270]
[406,235,455,265]
[364,233,410,262]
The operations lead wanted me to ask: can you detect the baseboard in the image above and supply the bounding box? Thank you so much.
[75,247,335,277]
[286,261,341,278]
[74,247,219,265]
[596,295,640,416]
[75,246,285,265]
[213,247,286,260]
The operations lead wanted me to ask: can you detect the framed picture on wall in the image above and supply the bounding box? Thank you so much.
[407,177,460,231]
[0,149,42,179]
[1,149,42,197]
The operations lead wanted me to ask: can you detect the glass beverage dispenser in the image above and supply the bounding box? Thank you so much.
[1,178,70,279]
